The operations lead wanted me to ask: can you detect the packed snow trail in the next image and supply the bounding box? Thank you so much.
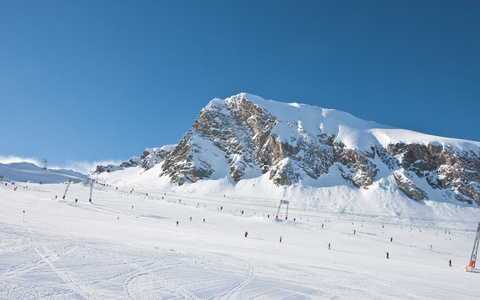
[1,181,479,299]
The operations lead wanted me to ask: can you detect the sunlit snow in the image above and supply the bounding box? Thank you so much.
[1,174,479,299]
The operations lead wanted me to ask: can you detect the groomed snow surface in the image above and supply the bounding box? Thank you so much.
[1,180,479,299]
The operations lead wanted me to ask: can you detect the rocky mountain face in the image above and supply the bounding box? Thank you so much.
[387,143,480,204]
[97,93,480,206]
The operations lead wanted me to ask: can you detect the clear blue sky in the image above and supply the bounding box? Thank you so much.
[1,0,479,172]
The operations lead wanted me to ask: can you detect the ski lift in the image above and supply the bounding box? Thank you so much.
[275,200,289,220]
[465,222,480,272]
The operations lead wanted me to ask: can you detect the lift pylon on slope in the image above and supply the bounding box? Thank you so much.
[465,222,480,272]
[89,180,94,203]
[62,180,72,199]
[275,200,289,220]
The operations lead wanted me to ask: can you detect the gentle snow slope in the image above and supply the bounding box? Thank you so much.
[0,162,87,183]
[1,180,479,299]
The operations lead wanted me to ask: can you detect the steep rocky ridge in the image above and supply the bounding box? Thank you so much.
[95,145,175,173]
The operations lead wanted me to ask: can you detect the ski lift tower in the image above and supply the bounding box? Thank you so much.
[43,159,47,170]
[275,200,290,220]
[88,172,98,203]
[89,180,94,203]
[466,222,480,272]
[63,180,72,199]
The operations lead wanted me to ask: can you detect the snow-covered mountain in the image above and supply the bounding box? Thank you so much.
[97,93,480,207]
[0,162,87,183]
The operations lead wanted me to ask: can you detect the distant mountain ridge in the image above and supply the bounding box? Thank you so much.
[97,93,480,206]
[0,162,87,183]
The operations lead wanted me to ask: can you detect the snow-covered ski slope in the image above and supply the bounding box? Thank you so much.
[1,180,479,299]
[98,162,480,222]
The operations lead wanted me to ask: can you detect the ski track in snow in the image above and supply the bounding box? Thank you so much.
[3,245,76,279]
[33,245,91,299]
[214,258,253,299]
[122,258,199,300]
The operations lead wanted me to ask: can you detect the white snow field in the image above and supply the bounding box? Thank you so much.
[1,179,479,299]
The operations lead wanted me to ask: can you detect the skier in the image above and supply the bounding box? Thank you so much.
[245,231,248,237]
[176,221,179,226]
[390,237,393,242]
[386,252,389,259]
[280,236,282,243]
[449,259,452,267]
[354,230,356,235]
[328,243,331,250]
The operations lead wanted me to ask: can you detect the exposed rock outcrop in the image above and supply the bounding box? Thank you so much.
[96,145,175,174]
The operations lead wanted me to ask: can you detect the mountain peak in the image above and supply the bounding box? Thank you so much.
[97,93,480,206]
